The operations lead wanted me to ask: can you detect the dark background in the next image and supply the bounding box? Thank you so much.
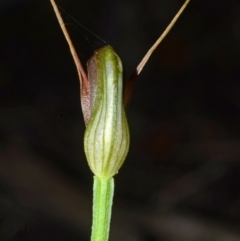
[0,0,240,240]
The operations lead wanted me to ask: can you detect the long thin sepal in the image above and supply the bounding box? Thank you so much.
[49,0,91,124]
[124,0,191,108]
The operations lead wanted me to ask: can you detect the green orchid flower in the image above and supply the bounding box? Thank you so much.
[49,1,190,240]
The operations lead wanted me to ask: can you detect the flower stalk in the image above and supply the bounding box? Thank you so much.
[91,177,114,241]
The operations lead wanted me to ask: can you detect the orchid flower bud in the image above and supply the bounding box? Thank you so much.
[84,46,130,178]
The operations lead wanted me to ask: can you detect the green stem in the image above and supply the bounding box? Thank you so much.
[91,176,114,241]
